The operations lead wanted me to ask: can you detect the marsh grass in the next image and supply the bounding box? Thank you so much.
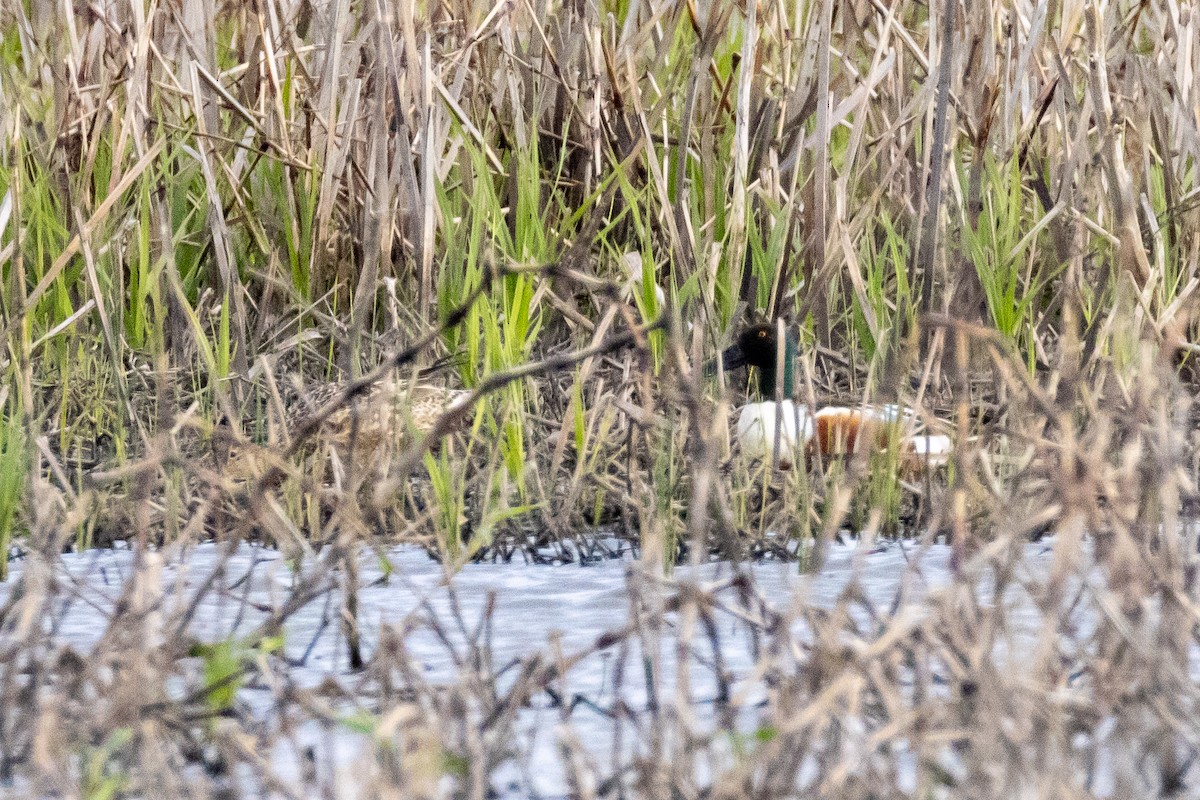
[0,0,1198,793]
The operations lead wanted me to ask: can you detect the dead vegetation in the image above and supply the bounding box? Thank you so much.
[0,0,1198,794]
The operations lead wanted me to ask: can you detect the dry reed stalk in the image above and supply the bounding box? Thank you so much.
[0,0,1198,794]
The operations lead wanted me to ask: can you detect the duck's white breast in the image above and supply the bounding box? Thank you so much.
[736,400,814,463]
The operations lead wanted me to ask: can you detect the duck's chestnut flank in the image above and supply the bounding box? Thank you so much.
[715,323,952,471]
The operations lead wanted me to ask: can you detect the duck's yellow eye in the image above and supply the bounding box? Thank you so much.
[757,330,767,339]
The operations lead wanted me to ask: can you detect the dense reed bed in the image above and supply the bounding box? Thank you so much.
[0,0,1198,794]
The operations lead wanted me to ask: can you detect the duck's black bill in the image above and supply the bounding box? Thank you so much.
[704,343,747,377]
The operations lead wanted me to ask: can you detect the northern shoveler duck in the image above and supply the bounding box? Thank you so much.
[284,376,471,463]
[213,366,473,502]
[715,323,952,471]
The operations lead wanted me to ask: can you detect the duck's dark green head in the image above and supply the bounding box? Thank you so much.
[716,323,797,398]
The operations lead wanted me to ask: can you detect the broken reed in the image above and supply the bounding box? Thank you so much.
[0,335,1194,796]
[0,0,1195,794]
[0,0,1196,552]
